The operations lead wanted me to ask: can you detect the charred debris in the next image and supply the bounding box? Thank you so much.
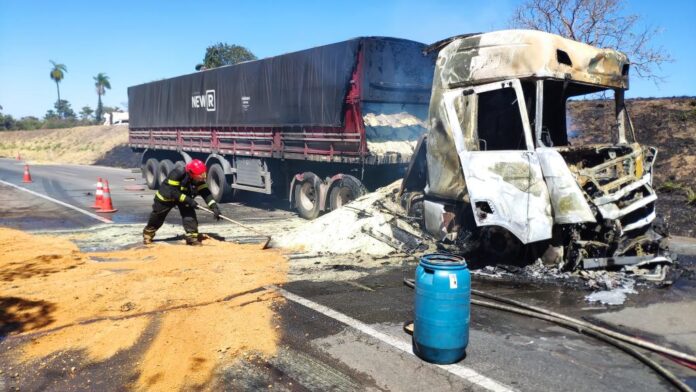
[366,30,676,291]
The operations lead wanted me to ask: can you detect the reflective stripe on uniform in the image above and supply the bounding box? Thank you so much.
[155,191,173,202]
[167,179,181,186]
[185,232,198,237]
[179,194,187,202]
[197,183,209,191]
[180,186,186,191]
[207,200,216,206]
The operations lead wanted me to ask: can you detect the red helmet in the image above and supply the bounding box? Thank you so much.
[185,159,206,177]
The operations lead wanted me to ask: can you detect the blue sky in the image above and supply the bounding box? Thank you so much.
[0,0,694,118]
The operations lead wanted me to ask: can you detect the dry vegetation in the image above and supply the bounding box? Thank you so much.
[0,125,136,167]
[570,97,696,236]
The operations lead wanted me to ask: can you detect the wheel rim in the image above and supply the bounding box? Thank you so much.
[333,186,353,208]
[210,170,221,197]
[147,163,156,184]
[299,182,316,211]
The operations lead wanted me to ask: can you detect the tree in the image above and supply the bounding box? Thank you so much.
[49,61,67,113]
[93,73,111,124]
[196,43,256,70]
[44,109,59,120]
[510,0,671,83]
[80,106,94,121]
[54,99,76,119]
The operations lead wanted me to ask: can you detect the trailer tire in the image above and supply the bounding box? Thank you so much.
[207,163,235,203]
[328,175,366,211]
[144,158,160,190]
[158,159,175,186]
[294,172,322,220]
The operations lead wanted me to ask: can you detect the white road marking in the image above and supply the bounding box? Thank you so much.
[0,179,113,224]
[267,285,515,392]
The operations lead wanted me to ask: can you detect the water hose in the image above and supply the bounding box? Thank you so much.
[470,288,696,366]
[403,278,692,392]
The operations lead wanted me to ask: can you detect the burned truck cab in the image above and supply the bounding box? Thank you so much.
[402,30,668,270]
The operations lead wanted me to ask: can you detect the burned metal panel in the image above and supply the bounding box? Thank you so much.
[537,148,595,224]
[562,143,658,233]
[437,30,629,90]
[459,152,553,243]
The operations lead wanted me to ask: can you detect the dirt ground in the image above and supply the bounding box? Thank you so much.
[0,125,139,168]
[0,227,288,391]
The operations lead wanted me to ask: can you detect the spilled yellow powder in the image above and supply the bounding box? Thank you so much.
[0,227,288,391]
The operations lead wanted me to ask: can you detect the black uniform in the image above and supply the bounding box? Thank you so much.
[143,166,217,243]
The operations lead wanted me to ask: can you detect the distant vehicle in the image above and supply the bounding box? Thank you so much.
[401,30,669,270]
[128,37,436,219]
[104,111,129,126]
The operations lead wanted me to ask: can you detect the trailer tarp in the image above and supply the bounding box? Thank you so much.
[128,37,434,129]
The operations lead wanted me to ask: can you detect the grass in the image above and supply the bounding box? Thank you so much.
[686,187,696,206]
[658,180,683,192]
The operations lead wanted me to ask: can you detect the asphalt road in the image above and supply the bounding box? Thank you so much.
[1,158,695,391]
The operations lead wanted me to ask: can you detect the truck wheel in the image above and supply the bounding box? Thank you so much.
[207,163,235,202]
[158,159,175,186]
[294,172,322,220]
[144,158,160,190]
[328,175,366,211]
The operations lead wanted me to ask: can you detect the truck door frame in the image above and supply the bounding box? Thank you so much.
[442,79,553,244]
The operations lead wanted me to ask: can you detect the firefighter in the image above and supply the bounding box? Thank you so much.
[142,159,221,246]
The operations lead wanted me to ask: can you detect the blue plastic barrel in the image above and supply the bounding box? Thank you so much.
[413,253,471,364]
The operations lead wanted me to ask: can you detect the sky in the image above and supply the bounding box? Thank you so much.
[0,0,694,118]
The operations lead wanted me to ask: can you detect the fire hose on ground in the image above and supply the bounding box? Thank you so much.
[402,278,693,392]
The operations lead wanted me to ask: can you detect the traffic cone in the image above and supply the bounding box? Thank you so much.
[16,152,21,161]
[22,164,32,183]
[91,177,104,209]
[97,179,118,213]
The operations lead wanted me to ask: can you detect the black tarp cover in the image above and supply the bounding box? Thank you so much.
[128,37,433,129]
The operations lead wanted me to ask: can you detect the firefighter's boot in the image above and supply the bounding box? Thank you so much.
[143,228,156,245]
[186,234,202,246]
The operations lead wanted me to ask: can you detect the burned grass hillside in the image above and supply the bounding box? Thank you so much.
[569,97,696,237]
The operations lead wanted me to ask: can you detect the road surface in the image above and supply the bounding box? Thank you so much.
[1,158,695,391]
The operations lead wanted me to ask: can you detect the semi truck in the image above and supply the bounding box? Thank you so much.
[401,30,670,271]
[128,37,436,219]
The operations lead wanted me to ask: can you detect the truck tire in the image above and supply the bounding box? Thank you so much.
[144,158,160,190]
[294,172,322,220]
[207,163,235,202]
[158,159,175,186]
[328,175,366,211]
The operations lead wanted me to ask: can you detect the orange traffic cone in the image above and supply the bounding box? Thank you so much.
[16,152,21,161]
[22,164,32,183]
[91,177,104,209]
[97,179,118,213]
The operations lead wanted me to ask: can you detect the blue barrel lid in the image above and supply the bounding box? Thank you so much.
[420,253,467,269]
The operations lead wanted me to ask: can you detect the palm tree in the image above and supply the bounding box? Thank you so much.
[49,60,67,108]
[93,73,111,123]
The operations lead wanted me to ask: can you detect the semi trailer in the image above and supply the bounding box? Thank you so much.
[128,37,436,219]
[401,30,670,271]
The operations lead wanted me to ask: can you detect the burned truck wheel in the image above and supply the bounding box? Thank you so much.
[157,159,175,186]
[207,163,235,203]
[294,172,322,220]
[328,175,366,211]
[144,158,160,190]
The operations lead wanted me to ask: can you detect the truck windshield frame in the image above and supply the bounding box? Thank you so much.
[531,79,633,148]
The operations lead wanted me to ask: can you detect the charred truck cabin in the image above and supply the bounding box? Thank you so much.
[128,37,436,219]
[401,30,670,272]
